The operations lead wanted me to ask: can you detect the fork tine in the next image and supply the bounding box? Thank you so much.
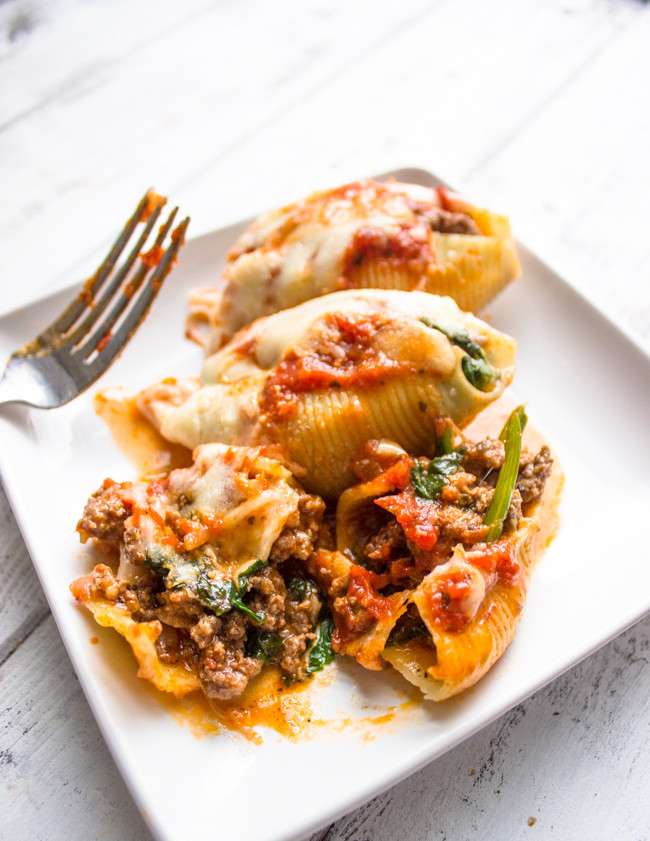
[76,206,180,361]
[85,216,190,377]
[23,190,165,353]
[66,200,168,348]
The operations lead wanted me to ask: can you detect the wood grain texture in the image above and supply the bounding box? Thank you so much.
[0,481,49,667]
[469,5,650,348]
[1,1,649,839]
[0,616,154,841]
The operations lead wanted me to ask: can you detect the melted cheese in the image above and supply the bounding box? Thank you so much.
[186,179,520,349]
[140,289,516,497]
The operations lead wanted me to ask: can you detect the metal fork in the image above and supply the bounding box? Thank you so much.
[0,191,190,409]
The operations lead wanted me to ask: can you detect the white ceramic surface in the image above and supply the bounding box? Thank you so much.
[1,169,649,841]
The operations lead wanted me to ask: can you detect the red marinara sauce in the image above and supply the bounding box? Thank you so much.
[332,564,394,649]
[260,311,413,418]
[375,488,440,552]
[467,538,521,585]
[340,225,432,281]
[424,538,521,633]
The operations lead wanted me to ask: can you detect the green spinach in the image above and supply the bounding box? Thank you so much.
[305,614,336,677]
[197,568,266,625]
[411,449,466,500]
[484,406,526,541]
[386,621,429,646]
[247,630,282,662]
[421,317,499,391]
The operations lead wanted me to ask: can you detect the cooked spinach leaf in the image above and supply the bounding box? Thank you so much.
[237,558,267,588]
[484,405,526,542]
[461,354,497,391]
[197,569,266,625]
[386,621,429,646]
[305,614,335,677]
[421,317,499,391]
[247,630,282,662]
[144,547,197,590]
[411,449,466,500]
[435,426,454,455]
[144,547,174,578]
[287,576,319,602]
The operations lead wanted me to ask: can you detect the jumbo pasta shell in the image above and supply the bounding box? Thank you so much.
[186,179,521,350]
[69,587,201,697]
[383,452,562,701]
[277,373,494,496]
[425,234,521,314]
[141,289,517,498]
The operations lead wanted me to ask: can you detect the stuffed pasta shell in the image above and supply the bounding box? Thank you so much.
[139,289,517,498]
[71,443,328,700]
[186,179,521,351]
[306,405,561,700]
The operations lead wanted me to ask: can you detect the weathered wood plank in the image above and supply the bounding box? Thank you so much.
[0,0,440,312]
[0,0,223,125]
[0,481,49,664]
[468,5,650,345]
[0,0,641,315]
[0,616,154,841]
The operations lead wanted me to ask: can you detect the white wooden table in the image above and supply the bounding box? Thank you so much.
[1,1,649,839]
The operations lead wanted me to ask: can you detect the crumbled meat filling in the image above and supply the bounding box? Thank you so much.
[194,611,262,700]
[270,494,326,561]
[354,438,553,590]
[408,201,481,235]
[75,477,327,700]
[77,479,128,544]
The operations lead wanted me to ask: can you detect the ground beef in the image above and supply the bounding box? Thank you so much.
[77,480,129,543]
[155,625,199,667]
[244,567,287,632]
[331,589,377,640]
[517,446,553,503]
[365,519,407,563]
[409,200,481,235]
[87,557,323,699]
[279,592,320,676]
[122,525,147,566]
[461,437,505,478]
[154,587,206,630]
[355,441,553,588]
[83,562,125,601]
[195,610,263,699]
[75,462,328,700]
[270,492,325,562]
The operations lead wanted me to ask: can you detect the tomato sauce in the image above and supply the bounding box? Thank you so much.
[468,538,520,584]
[332,564,395,649]
[261,311,414,418]
[341,224,432,278]
[422,566,478,634]
[375,489,439,552]
[140,243,165,268]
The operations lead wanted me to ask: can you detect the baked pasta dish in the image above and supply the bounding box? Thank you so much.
[72,177,560,713]
[186,178,521,351]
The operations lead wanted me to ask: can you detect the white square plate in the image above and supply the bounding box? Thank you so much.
[2,168,649,841]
